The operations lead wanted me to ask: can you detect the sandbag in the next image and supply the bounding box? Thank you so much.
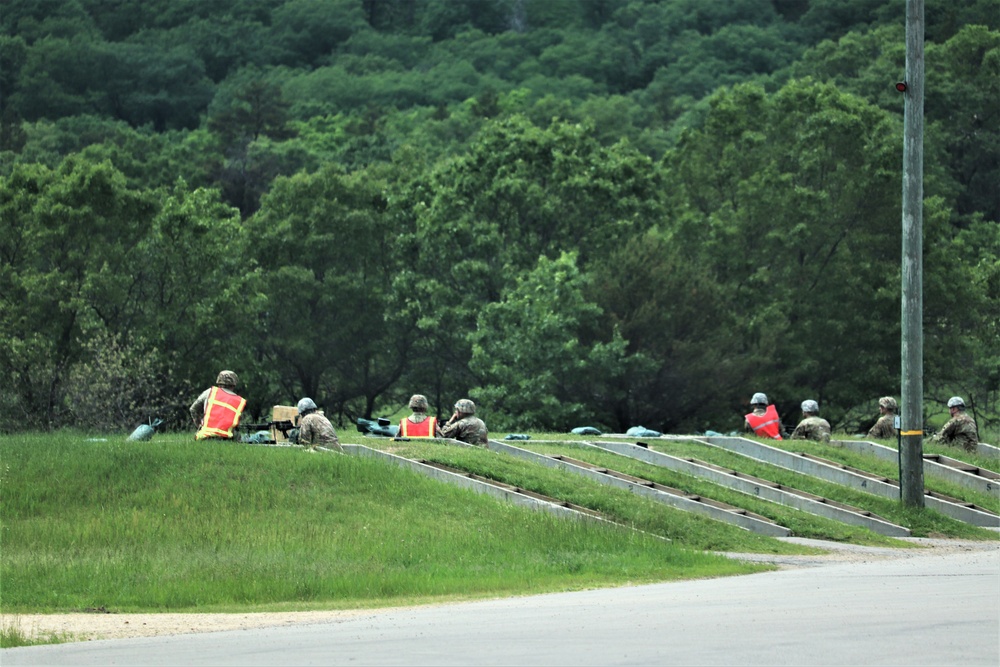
[127,418,164,442]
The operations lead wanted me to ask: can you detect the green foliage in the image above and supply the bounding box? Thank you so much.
[272,0,368,68]
[923,209,1000,431]
[10,35,213,130]
[0,157,157,429]
[124,183,264,419]
[470,252,630,430]
[927,24,1000,223]
[63,331,188,433]
[0,616,70,648]
[246,163,408,421]
[394,115,665,413]
[589,229,746,432]
[665,79,903,426]
[3,1,999,434]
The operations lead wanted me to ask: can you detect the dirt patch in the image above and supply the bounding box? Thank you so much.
[1,608,391,643]
[722,535,999,569]
[4,537,997,644]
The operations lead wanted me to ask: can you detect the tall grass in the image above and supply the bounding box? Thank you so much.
[1,433,768,614]
[0,616,70,648]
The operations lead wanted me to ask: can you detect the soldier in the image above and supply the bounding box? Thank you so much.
[441,398,488,445]
[190,370,247,440]
[744,392,787,439]
[295,397,343,452]
[790,399,832,443]
[867,396,898,439]
[930,397,979,453]
[399,394,442,438]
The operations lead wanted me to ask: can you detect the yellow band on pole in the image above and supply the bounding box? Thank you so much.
[900,430,924,436]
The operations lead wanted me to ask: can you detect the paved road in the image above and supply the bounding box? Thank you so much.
[4,540,998,666]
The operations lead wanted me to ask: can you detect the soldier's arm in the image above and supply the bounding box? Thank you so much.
[441,419,461,439]
[297,418,313,445]
[189,388,210,425]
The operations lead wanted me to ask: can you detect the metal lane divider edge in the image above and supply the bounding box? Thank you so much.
[581,438,911,537]
[485,440,791,537]
[695,436,999,528]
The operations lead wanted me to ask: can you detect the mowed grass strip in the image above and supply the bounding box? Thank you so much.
[742,436,1000,514]
[1,432,770,615]
[361,440,822,554]
[501,440,997,542]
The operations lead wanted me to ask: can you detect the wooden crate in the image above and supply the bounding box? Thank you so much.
[271,405,299,443]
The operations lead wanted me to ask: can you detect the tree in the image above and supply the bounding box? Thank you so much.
[10,35,213,130]
[122,181,264,422]
[923,205,1000,431]
[393,115,666,405]
[0,156,156,428]
[588,229,747,433]
[469,252,631,430]
[926,25,1000,224]
[207,71,300,217]
[272,0,368,67]
[246,163,411,423]
[665,80,903,425]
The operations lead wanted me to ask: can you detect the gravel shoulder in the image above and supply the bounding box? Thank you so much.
[4,536,997,643]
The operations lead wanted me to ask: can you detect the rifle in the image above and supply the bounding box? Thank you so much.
[238,420,297,444]
[356,416,400,438]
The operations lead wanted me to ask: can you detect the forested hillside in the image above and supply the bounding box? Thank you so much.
[2,0,998,435]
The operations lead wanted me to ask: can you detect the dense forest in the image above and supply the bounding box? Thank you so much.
[2,0,998,435]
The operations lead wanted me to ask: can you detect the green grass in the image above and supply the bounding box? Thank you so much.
[5,426,994,643]
[369,440,823,554]
[737,435,1000,516]
[0,431,773,623]
[377,437,995,545]
[0,616,72,648]
[622,438,994,539]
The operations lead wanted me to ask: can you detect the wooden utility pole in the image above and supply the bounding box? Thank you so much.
[900,0,925,507]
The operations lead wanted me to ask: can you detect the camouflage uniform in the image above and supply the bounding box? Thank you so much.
[868,414,897,439]
[791,416,832,443]
[441,415,489,445]
[931,413,979,453]
[298,411,343,452]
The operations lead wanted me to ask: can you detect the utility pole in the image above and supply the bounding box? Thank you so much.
[899,0,925,507]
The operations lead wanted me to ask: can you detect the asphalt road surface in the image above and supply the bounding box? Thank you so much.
[4,539,998,666]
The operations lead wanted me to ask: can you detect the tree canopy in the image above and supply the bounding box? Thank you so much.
[2,0,997,435]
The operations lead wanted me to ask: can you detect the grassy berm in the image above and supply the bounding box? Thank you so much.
[1,429,993,627]
[1,431,779,618]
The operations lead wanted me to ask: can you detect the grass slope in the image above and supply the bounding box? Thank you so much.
[1,432,769,618]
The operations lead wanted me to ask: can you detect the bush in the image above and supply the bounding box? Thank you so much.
[62,331,191,433]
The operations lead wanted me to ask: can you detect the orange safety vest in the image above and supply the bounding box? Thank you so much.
[195,387,247,440]
[745,405,783,440]
[399,416,438,438]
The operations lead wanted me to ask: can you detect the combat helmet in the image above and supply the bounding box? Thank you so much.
[947,396,966,409]
[878,396,898,412]
[216,370,239,388]
[801,399,820,414]
[408,394,429,411]
[454,399,476,415]
[750,392,768,406]
[297,397,318,415]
